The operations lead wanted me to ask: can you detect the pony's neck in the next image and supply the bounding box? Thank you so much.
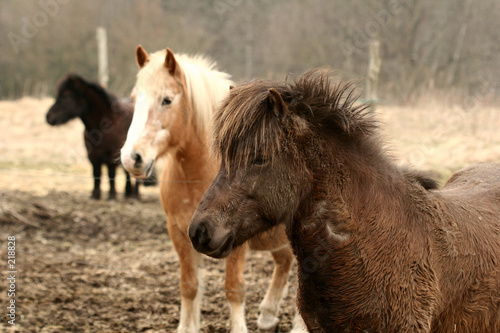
[290,135,434,331]
[292,136,406,252]
[78,85,114,130]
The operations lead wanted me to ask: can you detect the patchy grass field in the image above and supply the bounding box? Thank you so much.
[0,97,499,332]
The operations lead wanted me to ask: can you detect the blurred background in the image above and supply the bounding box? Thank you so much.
[2,0,500,103]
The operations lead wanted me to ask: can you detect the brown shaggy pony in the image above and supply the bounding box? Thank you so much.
[189,69,500,332]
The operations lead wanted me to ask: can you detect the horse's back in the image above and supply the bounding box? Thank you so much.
[432,162,500,332]
[443,162,500,192]
[115,98,134,124]
[437,162,500,207]
[110,98,134,141]
[436,162,500,233]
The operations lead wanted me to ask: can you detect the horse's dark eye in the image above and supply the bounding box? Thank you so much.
[253,157,267,165]
[162,97,172,106]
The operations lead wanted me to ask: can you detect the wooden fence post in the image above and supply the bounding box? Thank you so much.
[366,40,381,102]
[96,27,109,87]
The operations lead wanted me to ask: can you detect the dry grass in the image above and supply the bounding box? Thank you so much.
[377,99,500,183]
[0,97,499,193]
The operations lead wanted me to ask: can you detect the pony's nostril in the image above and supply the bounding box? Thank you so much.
[196,223,209,246]
[190,220,211,249]
[131,152,143,168]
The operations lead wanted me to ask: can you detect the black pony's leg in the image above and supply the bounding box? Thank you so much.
[124,170,133,198]
[133,178,140,198]
[91,160,102,200]
[107,163,117,200]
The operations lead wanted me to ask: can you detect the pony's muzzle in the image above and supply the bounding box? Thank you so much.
[189,217,234,259]
[45,109,59,125]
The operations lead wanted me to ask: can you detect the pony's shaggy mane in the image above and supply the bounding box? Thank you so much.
[213,69,375,170]
[58,74,116,108]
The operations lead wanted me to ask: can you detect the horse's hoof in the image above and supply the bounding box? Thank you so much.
[257,312,280,332]
[176,326,200,333]
[90,192,101,200]
[125,193,140,200]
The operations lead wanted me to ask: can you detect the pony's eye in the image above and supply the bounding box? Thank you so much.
[253,157,267,165]
[162,97,172,106]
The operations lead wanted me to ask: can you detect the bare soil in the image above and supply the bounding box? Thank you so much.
[1,97,499,332]
[0,190,298,333]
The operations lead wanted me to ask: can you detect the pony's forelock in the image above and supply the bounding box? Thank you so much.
[213,80,289,173]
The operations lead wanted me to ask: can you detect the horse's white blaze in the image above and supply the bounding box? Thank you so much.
[126,90,151,148]
[120,90,151,171]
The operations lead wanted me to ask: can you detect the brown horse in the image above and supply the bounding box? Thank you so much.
[120,46,306,332]
[189,69,500,332]
[46,74,155,199]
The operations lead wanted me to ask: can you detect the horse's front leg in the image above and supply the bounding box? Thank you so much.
[225,243,249,333]
[169,219,203,333]
[107,162,117,200]
[91,160,102,200]
[257,245,295,331]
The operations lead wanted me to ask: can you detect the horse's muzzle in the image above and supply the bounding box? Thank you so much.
[121,149,153,179]
[188,217,234,258]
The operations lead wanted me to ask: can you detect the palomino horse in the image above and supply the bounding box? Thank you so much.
[120,47,305,332]
[46,74,156,199]
[189,69,500,332]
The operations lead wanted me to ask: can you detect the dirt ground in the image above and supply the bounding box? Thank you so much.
[0,190,299,333]
[1,97,499,332]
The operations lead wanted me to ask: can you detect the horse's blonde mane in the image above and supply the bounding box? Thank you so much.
[177,53,233,133]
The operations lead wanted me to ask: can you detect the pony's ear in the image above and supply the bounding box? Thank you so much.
[165,48,178,76]
[268,88,289,119]
[229,85,235,90]
[136,45,149,68]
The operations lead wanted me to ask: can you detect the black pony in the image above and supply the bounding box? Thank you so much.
[46,74,156,199]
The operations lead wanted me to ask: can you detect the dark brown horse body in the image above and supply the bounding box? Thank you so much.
[189,70,500,332]
[46,74,155,199]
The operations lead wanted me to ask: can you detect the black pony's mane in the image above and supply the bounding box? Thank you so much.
[213,69,376,170]
[57,73,116,108]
